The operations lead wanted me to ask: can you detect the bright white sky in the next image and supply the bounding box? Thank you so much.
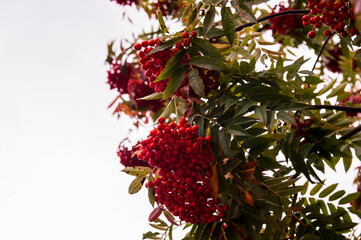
[0,1,359,239]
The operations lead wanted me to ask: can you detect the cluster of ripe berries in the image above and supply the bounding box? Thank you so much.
[303,0,357,38]
[107,62,132,94]
[134,31,219,99]
[110,0,138,6]
[107,62,163,112]
[269,4,303,35]
[340,92,361,117]
[155,0,180,17]
[110,0,179,17]
[118,140,150,167]
[139,117,229,224]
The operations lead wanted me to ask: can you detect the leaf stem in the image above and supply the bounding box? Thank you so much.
[311,32,334,71]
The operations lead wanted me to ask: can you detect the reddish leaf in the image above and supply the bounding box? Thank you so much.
[164,210,179,226]
[237,161,259,179]
[243,191,254,207]
[148,206,163,222]
[210,163,219,199]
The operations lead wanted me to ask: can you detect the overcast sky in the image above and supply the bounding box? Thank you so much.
[0,1,359,239]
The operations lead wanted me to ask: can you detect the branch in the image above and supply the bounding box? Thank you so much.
[311,104,361,112]
[234,9,310,33]
[311,32,334,71]
[310,105,361,140]
[340,125,361,140]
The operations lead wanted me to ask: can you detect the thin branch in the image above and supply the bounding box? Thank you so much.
[310,104,361,140]
[234,9,310,33]
[311,32,334,71]
[340,125,361,140]
[311,104,361,112]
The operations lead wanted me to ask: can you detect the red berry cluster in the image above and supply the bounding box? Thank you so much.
[110,0,138,6]
[303,0,357,39]
[139,117,228,224]
[107,61,132,93]
[324,46,343,73]
[269,4,303,35]
[118,141,150,167]
[340,92,361,117]
[154,0,180,17]
[351,166,361,210]
[107,61,163,113]
[133,32,219,99]
[127,77,164,112]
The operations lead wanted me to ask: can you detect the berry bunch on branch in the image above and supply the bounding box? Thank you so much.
[106,0,361,239]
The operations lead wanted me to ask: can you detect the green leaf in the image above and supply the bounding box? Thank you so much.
[191,38,222,59]
[148,38,181,55]
[203,5,215,36]
[277,111,296,125]
[159,98,175,119]
[343,157,352,172]
[156,49,187,82]
[277,185,305,196]
[339,192,360,204]
[219,128,231,157]
[143,231,161,240]
[318,78,336,95]
[329,190,346,201]
[211,125,219,160]
[149,223,167,231]
[319,184,338,198]
[310,181,324,196]
[190,56,227,70]
[239,3,257,23]
[128,175,146,194]
[157,7,168,33]
[122,166,152,177]
[327,82,347,98]
[148,187,155,207]
[138,92,164,101]
[340,38,350,60]
[221,7,235,45]
[301,181,309,195]
[163,65,189,99]
[188,68,206,97]
[304,76,323,84]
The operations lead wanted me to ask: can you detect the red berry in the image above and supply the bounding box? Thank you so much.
[324,29,332,37]
[191,31,197,37]
[134,43,142,51]
[303,21,310,27]
[182,31,189,38]
[308,31,316,39]
[158,117,165,124]
[341,31,348,38]
[183,38,191,46]
[302,15,310,22]
[350,28,357,36]
[141,40,149,48]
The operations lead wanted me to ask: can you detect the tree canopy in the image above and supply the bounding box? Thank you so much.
[106,0,361,239]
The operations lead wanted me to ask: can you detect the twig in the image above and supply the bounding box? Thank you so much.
[234,9,310,33]
[340,125,361,140]
[311,33,334,71]
[309,104,361,140]
[311,104,361,112]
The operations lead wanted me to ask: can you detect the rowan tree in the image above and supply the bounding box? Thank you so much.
[106,0,361,239]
